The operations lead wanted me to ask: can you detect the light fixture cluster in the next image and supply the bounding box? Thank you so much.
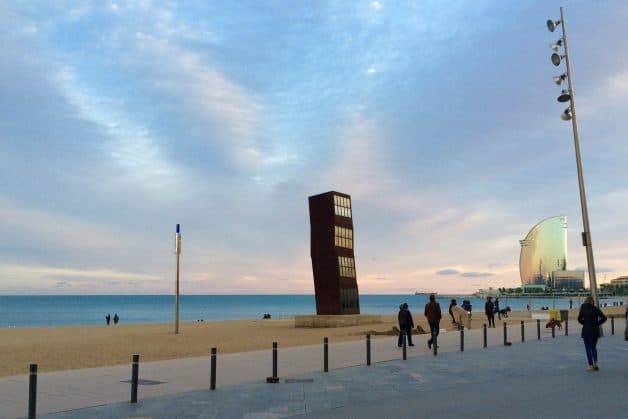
[547,19,572,120]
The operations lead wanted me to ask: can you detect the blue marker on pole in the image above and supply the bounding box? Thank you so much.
[176,224,180,234]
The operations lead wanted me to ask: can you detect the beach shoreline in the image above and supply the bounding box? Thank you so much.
[0,307,624,378]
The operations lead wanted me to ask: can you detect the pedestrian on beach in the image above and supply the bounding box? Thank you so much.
[577,296,607,371]
[569,299,573,309]
[113,313,119,325]
[448,299,457,326]
[397,303,415,347]
[494,297,501,320]
[424,294,441,350]
[105,314,111,325]
[485,297,495,328]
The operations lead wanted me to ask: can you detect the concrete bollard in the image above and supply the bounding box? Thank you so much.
[28,363,37,419]
[611,316,615,335]
[366,334,371,366]
[537,319,541,340]
[266,342,279,383]
[402,334,407,360]
[324,337,329,372]
[521,321,525,343]
[130,354,139,403]
[460,326,464,352]
[483,323,487,348]
[210,348,217,390]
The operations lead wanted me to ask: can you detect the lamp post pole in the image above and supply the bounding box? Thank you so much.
[174,224,181,334]
[559,7,599,307]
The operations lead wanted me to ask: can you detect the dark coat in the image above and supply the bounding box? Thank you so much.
[484,301,495,315]
[398,308,414,329]
[577,302,607,339]
[424,301,442,324]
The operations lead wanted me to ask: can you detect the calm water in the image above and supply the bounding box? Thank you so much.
[0,294,620,328]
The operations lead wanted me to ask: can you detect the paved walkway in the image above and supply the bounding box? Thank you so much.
[2,320,625,418]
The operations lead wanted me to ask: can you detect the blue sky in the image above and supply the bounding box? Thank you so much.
[1,1,627,294]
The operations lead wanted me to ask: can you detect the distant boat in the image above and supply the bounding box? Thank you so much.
[414,291,438,296]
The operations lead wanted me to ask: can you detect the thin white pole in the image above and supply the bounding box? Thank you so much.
[175,224,181,334]
[560,7,599,307]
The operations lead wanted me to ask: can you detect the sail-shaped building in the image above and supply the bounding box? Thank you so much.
[519,216,568,286]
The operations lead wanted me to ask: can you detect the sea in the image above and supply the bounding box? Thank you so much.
[0,294,624,328]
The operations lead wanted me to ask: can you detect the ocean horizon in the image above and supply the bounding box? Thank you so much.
[2,294,622,329]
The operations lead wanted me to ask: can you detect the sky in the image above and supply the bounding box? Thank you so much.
[1,1,627,295]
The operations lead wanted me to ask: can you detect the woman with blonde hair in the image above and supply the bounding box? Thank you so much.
[577,296,607,371]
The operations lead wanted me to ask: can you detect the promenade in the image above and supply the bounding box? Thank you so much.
[1,319,625,418]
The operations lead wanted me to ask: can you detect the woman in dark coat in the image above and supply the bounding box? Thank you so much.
[577,296,607,371]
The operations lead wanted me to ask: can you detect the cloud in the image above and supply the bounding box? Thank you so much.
[436,268,461,275]
[460,272,495,278]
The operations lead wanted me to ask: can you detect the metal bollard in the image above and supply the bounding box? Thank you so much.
[130,354,139,403]
[28,364,37,419]
[210,347,217,390]
[366,334,371,366]
[537,319,541,340]
[402,333,407,360]
[324,337,329,372]
[552,326,555,338]
[460,326,464,352]
[565,318,569,336]
[483,324,487,348]
[521,321,525,343]
[503,322,507,346]
[266,342,279,383]
[611,316,615,335]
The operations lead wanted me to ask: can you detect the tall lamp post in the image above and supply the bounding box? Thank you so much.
[546,7,599,306]
[174,223,182,334]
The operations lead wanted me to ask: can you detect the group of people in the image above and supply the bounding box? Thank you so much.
[397,294,441,349]
[105,313,119,325]
[397,295,623,373]
[483,296,505,328]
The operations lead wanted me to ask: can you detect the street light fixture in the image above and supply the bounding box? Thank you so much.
[545,7,600,307]
[557,90,571,102]
[553,74,567,85]
[560,107,572,121]
[551,53,563,66]
[546,19,561,32]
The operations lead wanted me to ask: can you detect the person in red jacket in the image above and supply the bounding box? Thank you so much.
[424,294,441,349]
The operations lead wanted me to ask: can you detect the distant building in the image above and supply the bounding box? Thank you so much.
[551,270,585,290]
[522,284,548,294]
[610,276,628,287]
[519,216,567,286]
[309,191,360,315]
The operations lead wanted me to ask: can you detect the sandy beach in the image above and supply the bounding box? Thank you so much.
[1,307,624,377]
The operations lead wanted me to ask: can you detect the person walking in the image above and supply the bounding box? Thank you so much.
[577,296,607,371]
[424,294,441,349]
[485,297,495,328]
[569,299,573,309]
[397,303,414,347]
[105,314,111,325]
[448,299,457,326]
[494,297,501,320]
[113,313,119,325]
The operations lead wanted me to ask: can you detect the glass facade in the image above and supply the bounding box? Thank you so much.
[338,256,356,278]
[334,226,353,249]
[334,195,352,218]
[519,216,567,286]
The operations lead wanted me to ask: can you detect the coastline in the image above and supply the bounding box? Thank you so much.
[1,306,624,378]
